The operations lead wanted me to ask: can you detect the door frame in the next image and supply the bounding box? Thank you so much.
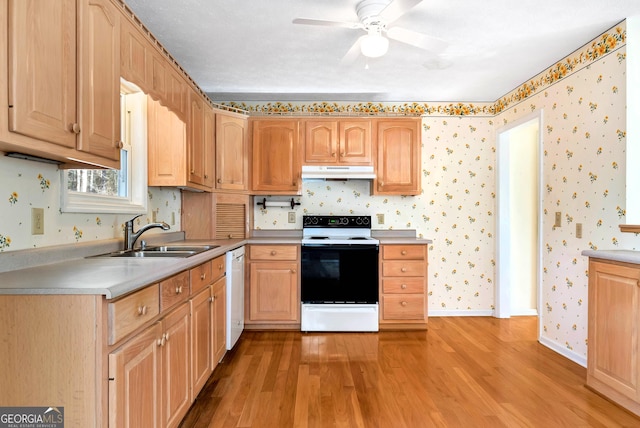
[495,110,543,324]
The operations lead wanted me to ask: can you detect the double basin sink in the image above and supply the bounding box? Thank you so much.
[94,245,219,258]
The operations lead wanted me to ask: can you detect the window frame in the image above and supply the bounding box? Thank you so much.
[60,88,148,214]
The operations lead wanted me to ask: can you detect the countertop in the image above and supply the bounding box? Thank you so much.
[582,249,640,264]
[0,230,431,299]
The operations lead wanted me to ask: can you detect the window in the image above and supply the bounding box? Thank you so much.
[61,82,148,214]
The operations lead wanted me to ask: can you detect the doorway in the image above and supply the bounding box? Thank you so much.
[496,111,542,319]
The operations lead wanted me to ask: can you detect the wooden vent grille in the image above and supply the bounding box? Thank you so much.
[216,203,246,239]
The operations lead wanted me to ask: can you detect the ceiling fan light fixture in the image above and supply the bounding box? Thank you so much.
[360,30,389,58]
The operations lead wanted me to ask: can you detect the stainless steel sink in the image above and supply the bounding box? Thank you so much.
[91,245,219,258]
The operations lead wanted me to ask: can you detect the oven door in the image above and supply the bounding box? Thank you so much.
[301,244,379,304]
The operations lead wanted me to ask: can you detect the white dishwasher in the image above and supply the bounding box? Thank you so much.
[226,246,245,350]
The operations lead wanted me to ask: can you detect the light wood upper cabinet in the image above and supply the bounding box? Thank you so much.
[304,119,372,165]
[120,17,149,91]
[8,0,77,149]
[186,90,215,191]
[374,119,422,195]
[78,0,121,161]
[251,119,301,194]
[203,106,216,189]
[147,98,187,187]
[216,112,249,191]
[3,0,120,168]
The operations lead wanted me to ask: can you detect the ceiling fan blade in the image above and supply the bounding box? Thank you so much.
[386,26,448,53]
[292,18,362,30]
[378,0,422,24]
[340,36,365,64]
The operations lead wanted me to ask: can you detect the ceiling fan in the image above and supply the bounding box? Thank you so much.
[292,0,448,61]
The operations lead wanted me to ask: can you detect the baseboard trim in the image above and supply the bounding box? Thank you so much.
[428,309,494,317]
[538,336,587,367]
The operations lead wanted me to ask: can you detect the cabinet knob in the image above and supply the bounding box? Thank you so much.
[190,169,195,174]
[157,337,164,347]
[71,123,81,134]
[228,234,233,239]
[401,267,407,273]
[175,285,183,294]
[137,305,148,316]
[209,296,214,303]
[118,141,124,149]
[200,273,206,280]
[164,332,169,342]
[290,269,296,274]
[218,264,224,270]
[271,250,277,256]
[340,152,345,157]
[331,152,336,157]
[401,301,408,307]
[401,284,407,289]
[204,174,209,179]
[217,178,222,183]
[401,250,407,255]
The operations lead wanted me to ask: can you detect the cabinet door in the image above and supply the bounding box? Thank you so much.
[217,113,248,191]
[8,0,77,148]
[147,97,187,187]
[120,18,149,91]
[212,276,227,365]
[340,120,372,165]
[188,90,205,186]
[162,303,191,428]
[167,69,187,121]
[109,322,162,428]
[251,119,300,193]
[375,119,421,195]
[148,51,167,102]
[203,105,216,188]
[190,286,212,399]
[588,261,640,401]
[304,120,338,164]
[78,0,121,161]
[249,261,299,322]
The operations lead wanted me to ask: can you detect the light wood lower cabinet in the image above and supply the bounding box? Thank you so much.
[587,259,640,416]
[246,245,300,327]
[379,244,428,329]
[109,301,190,428]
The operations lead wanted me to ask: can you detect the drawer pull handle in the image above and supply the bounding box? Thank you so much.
[164,332,169,342]
[401,267,407,273]
[71,123,81,134]
[218,178,222,183]
[137,305,148,316]
[200,273,206,280]
[290,269,296,274]
[219,264,224,270]
[209,296,214,303]
[401,284,407,289]
[401,250,407,255]
[271,250,277,256]
[175,286,183,294]
[331,152,336,157]
[401,301,408,307]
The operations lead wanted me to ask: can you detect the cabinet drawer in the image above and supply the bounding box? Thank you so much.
[190,261,213,294]
[382,245,426,260]
[382,261,426,277]
[382,278,425,294]
[108,284,160,345]
[382,295,426,320]
[160,271,189,312]
[249,245,298,261]
[211,254,226,282]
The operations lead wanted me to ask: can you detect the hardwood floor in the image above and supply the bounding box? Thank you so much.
[180,317,639,427]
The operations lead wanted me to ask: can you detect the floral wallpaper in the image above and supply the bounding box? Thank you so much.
[251,23,638,364]
[0,156,181,251]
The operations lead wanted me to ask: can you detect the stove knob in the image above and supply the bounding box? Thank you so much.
[355,217,362,225]
[362,217,370,225]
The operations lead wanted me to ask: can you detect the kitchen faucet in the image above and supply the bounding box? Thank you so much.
[124,214,170,251]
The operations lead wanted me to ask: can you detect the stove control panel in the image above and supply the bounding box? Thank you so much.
[303,215,371,228]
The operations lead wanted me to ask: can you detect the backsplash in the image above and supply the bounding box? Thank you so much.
[0,156,181,251]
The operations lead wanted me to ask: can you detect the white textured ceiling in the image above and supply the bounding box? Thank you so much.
[124,0,640,103]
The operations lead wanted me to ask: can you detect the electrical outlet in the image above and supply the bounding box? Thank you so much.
[288,212,296,223]
[31,208,44,235]
[576,223,583,239]
[152,210,157,222]
[171,212,175,225]
[554,212,561,227]
[377,213,384,224]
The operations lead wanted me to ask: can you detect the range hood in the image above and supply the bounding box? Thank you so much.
[301,165,376,180]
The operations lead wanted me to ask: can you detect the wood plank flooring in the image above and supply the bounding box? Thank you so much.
[179,317,640,427]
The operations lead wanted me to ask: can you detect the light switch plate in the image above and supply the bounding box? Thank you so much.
[576,223,582,239]
[377,213,384,224]
[288,212,296,223]
[32,208,44,235]
[554,212,561,227]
